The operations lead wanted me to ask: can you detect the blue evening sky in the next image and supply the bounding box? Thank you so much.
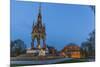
[11,0,95,50]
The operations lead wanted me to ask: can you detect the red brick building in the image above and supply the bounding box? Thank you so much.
[61,43,81,58]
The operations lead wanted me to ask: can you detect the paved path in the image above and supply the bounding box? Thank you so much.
[11,58,72,65]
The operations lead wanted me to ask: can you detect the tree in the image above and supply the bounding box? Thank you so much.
[10,39,26,57]
[47,45,57,56]
[81,41,92,58]
[81,30,95,58]
[10,40,15,57]
[88,30,95,57]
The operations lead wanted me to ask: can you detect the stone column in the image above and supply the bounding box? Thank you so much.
[43,39,46,49]
[31,39,34,49]
[37,38,41,49]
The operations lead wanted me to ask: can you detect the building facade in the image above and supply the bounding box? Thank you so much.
[61,43,81,58]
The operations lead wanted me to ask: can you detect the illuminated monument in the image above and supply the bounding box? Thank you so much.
[27,4,48,55]
[31,4,46,49]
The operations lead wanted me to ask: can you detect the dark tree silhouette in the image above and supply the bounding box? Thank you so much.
[10,41,14,57]
[81,30,95,59]
[10,39,26,57]
[47,45,57,56]
[89,5,95,14]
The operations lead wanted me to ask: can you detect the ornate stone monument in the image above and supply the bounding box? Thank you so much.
[31,4,46,49]
[26,4,48,56]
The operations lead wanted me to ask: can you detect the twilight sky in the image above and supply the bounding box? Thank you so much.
[11,0,95,50]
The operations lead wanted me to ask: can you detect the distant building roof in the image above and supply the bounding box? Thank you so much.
[62,43,80,52]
